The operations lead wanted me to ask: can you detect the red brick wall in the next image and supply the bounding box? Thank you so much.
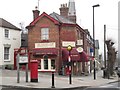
[28,16,60,51]
[61,26,77,41]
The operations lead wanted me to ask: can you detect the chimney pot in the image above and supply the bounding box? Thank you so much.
[33,6,40,20]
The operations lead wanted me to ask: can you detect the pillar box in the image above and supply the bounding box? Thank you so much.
[30,60,38,82]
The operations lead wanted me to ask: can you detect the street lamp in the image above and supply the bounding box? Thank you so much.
[92,4,100,80]
[67,45,72,84]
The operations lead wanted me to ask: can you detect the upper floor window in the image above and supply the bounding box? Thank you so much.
[5,29,9,38]
[77,30,80,39]
[41,28,49,40]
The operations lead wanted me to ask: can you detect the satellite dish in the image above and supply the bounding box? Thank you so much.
[77,47,83,53]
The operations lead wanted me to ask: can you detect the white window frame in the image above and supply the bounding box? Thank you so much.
[4,29,9,39]
[4,46,10,61]
[41,28,49,40]
[39,58,55,71]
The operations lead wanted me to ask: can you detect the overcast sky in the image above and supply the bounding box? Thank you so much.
[0,0,119,55]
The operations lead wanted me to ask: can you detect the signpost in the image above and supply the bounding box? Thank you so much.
[17,53,28,83]
[67,45,72,84]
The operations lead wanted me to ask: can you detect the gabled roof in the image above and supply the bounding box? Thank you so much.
[28,12,76,28]
[30,12,59,26]
[0,18,21,30]
[50,12,75,24]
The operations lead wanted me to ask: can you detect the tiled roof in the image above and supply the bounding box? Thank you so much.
[0,18,21,30]
[29,12,59,26]
[49,12,75,24]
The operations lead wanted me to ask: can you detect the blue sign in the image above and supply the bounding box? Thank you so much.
[90,48,93,52]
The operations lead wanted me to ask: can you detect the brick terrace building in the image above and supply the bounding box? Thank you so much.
[26,0,93,75]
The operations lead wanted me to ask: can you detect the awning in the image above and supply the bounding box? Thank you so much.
[62,48,88,62]
[79,51,88,62]
[62,48,80,61]
[32,48,58,56]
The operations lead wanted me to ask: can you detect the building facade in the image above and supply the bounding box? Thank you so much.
[0,18,21,69]
[26,0,94,75]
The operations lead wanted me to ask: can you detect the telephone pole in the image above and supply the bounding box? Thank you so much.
[104,25,106,68]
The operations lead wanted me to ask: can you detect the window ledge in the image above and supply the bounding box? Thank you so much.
[4,60,11,62]
[5,38,10,40]
[38,69,56,72]
[41,40,49,42]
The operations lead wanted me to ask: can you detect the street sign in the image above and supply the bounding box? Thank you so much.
[19,55,28,64]
[90,48,94,52]
[77,47,83,53]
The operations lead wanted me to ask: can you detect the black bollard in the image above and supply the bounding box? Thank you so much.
[69,72,72,84]
[51,72,55,88]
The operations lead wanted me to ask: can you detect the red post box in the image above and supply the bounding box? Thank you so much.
[30,60,38,82]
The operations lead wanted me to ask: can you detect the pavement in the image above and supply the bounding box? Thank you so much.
[0,69,119,89]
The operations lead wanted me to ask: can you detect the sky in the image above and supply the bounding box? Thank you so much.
[0,0,119,55]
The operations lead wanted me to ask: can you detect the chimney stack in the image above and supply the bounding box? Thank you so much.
[59,3,69,18]
[33,6,40,20]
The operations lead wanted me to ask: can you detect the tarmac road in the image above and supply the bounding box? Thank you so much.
[84,88,120,90]
[1,87,120,90]
[1,86,87,90]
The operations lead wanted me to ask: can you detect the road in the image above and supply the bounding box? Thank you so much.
[1,86,86,90]
[3,82,119,90]
[99,81,120,88]
[1,81,120,90]
[84,81,120,90]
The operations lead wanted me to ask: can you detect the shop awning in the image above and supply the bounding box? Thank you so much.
[62,48,88,62]
[32,48,58,56]
[79,51,88,62]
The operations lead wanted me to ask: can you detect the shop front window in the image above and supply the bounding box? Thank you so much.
[51,59,55,69]
[44,59,48,69]
[39,58,56,71]
[38,60,41,69]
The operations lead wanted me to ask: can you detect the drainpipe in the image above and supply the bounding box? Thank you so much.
[58,23,62,75]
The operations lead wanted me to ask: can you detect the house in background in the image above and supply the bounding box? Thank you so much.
[21,31,28,48]
[20,22,28,48]
[0,18,21,69]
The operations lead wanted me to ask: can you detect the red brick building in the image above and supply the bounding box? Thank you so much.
[26,0,93,75]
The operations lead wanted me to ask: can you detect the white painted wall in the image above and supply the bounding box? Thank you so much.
[0,27,3,66]
[0,27,21,66]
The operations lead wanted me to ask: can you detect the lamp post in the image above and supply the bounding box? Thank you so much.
[92,4,100,80]
[67,45,72,84]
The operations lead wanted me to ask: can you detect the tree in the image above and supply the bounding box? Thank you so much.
[105,40,117,77]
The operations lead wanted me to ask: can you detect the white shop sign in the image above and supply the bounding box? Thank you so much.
[62,41,75,47]
[35,42,56,48]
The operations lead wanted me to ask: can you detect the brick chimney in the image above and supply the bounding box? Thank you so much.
[59,3,69,18]
[33,6,40,20]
